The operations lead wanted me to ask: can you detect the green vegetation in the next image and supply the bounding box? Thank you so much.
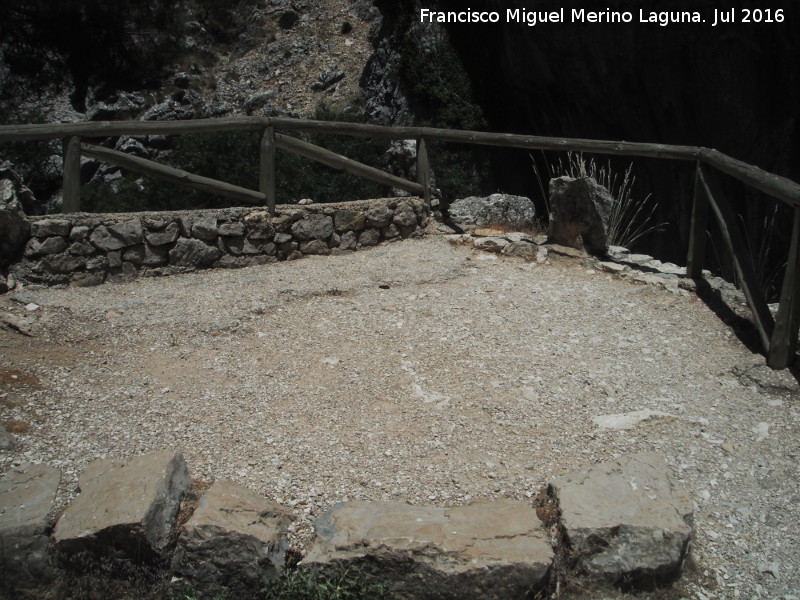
[261,564,391,600]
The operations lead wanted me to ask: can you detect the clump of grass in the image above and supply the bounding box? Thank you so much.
[261,564,392,600]
[533,151,666,250]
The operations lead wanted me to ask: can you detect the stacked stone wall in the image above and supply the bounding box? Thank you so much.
[10,197,428,287]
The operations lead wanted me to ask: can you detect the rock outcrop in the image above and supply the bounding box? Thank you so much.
[448,193,537,232]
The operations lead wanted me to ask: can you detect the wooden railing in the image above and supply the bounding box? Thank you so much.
[0,117,798,369]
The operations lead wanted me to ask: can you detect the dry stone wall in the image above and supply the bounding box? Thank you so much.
[8,197,428,288]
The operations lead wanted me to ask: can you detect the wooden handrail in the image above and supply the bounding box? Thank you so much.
[1,115,799,367]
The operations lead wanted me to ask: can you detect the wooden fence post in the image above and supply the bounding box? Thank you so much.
[767,206,800,368]
[698,164,775,352]
[260,126,276,217]
[686,161,710,278]
[62,136,82,213]
[416,137,432,209]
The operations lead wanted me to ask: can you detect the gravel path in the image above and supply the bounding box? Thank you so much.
[1,234,798,599]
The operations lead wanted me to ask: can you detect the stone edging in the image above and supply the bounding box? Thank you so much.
[0,450,693,599]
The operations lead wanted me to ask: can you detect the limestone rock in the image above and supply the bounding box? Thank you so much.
[473,236,509,253]
[0,423,16,450]
[365,205,394,228]
[24,236,68,257]
[0,463,62,588]
[449,194,536,232]
[218,222,246,237]
[173,479,294,589]
[548,176,613,255]
[550,452,693,588]
[146,222,180,246]
[0,178,31,267]
[358,228,380,247]
[54,450,190,561]
[304,499,553,600]
[300,240,331,255]
[30,219,70,238]
[291,214,334,241]
[122,244,169,267]
[169,239,221,268]
[192,216,218,240]
[90,220,144,251]
[502,241,539,261]
[393,202,418,228]
[334,209,366,232]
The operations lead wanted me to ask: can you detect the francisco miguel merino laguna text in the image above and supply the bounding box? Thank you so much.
[419,8,777,27]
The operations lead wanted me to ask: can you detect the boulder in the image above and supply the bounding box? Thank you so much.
[548,176,613,255]
[172,479,294,589]
[146,222,180,246]
[30,219,70,238]
[169,239,221,268]
[358,228,381,247]
[550,452,693,588]
[299,240,331,255]
[0,463,62,589]
[473,237,509,253]
[290,214,334,241]
[303,499,553,600]
[448,194,536,232]
[365,205,394,228]
[54,450,190,561]
[0,423,16,450]
[24,236,68,257]
[502,241,539,261]
[192,216,219,241]
[0,177,32,267]
[393,202,418,228]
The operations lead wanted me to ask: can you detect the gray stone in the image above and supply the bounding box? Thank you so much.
[86,256,110,272]
[0,463,61,588]
[54,450,190,560]
[274,233,292,245]
[192,216,219,240]
[365,205,393,228]
[393,202,418,228]
[69,225,89,242]
[339,231,357,251]
[0,178,31,266]
[25,236,68,257]
[548,176,613,255]
[291,214,334,241]
[30,219,70,238]
[0,423,15,450]
[70,272,106,288]
[172,479,293,589]
[146,222,180,246]
[225,237,263,256]
[68,241,96,256]
[358,228,381,247]
[449,194,536,232]
[244,211,275,240]
[108,251,122,268]
[473,237,509,253]
[300,240,331,255]
[384,224,401,240]
[37,254,86,274]
[90,220,144,251]
[123,244,169,267]
[334,209,366,232]
[304,499,552,600]
[169,239,221,268]
[551,452,693,588]
[219,222,246,237]
[215,255,277,269]
[502,241,539,261]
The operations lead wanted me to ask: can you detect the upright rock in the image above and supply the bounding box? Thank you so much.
[0,464,62,591]
[550,452,693,589]
[547,176,613,255]
[172,479,294,589]
[0,165,32,268]
[303,499,553,600]
[54,450,190,562]
[448,194,536,232]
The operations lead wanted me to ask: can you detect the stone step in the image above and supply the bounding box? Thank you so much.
[303,498,553,600]
[53,449,190,562]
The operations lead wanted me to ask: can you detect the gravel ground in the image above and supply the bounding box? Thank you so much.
[1,234,798,599]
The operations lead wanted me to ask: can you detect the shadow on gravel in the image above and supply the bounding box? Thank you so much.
[693,278,800,385]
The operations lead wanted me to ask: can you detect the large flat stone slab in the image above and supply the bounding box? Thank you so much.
[172,479,294,589]
[0,463,61,589]
[54,450,190,561]
[551,452,693,588]
[303,499,553,600]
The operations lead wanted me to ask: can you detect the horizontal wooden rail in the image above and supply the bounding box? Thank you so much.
[274,133,425,197]
[82,143,265,205]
